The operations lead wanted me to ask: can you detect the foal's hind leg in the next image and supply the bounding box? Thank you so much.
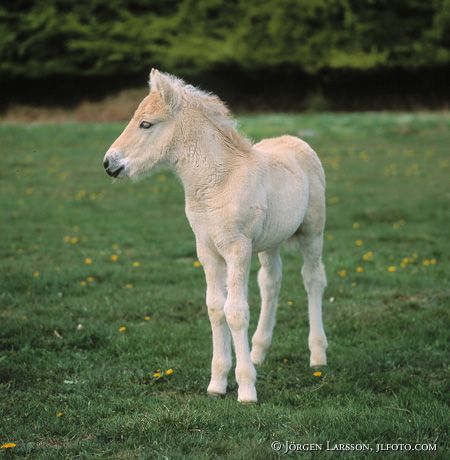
[250,246,282,365]
[299,231,328,367]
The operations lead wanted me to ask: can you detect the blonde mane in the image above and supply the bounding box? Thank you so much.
[154,72,252,154]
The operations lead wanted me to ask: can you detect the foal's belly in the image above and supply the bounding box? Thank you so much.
[252,169,309,253]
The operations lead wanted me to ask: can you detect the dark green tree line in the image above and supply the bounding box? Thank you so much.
[0,0,449,81]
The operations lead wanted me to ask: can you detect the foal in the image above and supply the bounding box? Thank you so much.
[103,69,328,403]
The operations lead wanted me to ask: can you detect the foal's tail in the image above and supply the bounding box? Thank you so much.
[288,139,326,247]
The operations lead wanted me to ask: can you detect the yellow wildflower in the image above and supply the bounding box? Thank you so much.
[423,259,430,266]
[1,443,16,449]
[328,196,340,204]
[153,371,161,378]
[79,280,87,287]
[355,239,363,247]
[356,266,364,273]
[165,368,174,375]
[193,260,201,268]
[287,300,294,306]
[388,266,397,273]
[69,237,79,244]
[33,271,40,278]
[86,276,95,283]
[338,269,347,278]
[125,283,134,289]
[56,412,64,417]
[132,261,141,267]
[362,251,374,261]
[143,315,151,321]
[430,258,437,265]
[118,325,126,333]
[111,254,119,262]
[313,371,322,377]
[84,258,92,265]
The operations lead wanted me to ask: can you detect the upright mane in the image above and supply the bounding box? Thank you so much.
[154,72,252,154]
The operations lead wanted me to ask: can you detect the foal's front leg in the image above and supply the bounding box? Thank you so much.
[198,245,232,396]
[223,240,257,403]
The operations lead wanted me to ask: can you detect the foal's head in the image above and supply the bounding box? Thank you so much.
[103,69,188,178]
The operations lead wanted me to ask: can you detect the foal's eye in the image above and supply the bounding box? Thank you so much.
[139,121,153,129]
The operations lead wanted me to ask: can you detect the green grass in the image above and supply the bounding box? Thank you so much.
[1,113,449,459]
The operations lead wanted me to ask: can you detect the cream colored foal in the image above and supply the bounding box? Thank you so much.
[103,70,328,403]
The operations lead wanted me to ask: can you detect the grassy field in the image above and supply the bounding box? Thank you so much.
[1,113,449,459]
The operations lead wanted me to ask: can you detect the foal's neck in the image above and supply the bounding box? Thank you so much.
[171,120,251,202]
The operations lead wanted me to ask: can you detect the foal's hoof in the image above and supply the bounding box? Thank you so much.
[310,349,327,367]
[250,348,266,366]
[239,400,257,406]
[207,391,225,399]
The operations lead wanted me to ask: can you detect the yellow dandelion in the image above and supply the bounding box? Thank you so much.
[125,283,134,289]
[362,251,374,261]
[1,443,16,449]
[84,258,92,265]
[56,411,64,417]
[287,300,294,306]
[79,280,87,287]
[430,258,437,265]
[69,236,79,244]
[338,269,347,278]
[313,371,322,377]
[111,254,119,262]
[422,259,430,266]
[356,266,364,273]
[193,260,201,268]
[33,271,40,278]
[86,276,95,283]
[355,239,363,247]
[118,325,126,333]
[388,266,397,273]
[153,372,161,378]
[165,368,174,375]
[352,222,360,229]
[143,315,151,321]
[132,261,141,267]
[328,196,340,204]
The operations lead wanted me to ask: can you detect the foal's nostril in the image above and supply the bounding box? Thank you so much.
[103,159,109,169]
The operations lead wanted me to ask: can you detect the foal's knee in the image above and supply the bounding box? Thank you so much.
[206,293,226,326]
[224,300,249,331]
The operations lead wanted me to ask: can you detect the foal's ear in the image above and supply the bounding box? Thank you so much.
[149,68,179,111]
